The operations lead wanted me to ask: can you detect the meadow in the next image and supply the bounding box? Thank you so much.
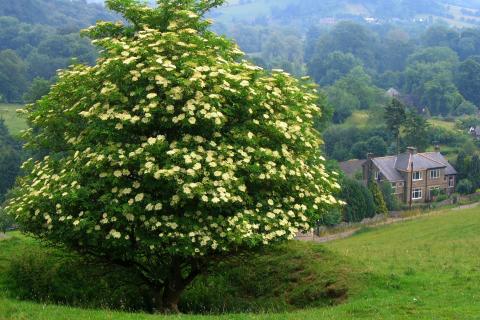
[1,205,480,319]
[0,104,26,136]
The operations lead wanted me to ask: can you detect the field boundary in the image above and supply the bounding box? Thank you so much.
[297,202,480,243]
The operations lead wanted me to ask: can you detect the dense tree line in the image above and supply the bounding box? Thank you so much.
[0,120,21,203]
[307,23,480,118]
[0,0,111,102]
[217,20,480,129]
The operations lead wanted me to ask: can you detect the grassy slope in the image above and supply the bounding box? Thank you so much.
[212,0,294,23]
[0,104,26,136]
[2,206,480,319]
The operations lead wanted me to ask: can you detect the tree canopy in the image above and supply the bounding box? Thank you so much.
[5,0,340,312]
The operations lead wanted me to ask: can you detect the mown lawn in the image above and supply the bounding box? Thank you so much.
[1,205,480,319]
[0,103,27,136]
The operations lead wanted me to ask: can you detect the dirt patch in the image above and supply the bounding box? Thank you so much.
[0,232,10,240]
[453,202,479,211]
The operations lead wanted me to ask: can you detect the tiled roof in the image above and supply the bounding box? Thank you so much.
[421,152,457,175]
[339,159,366,177]
[372,156,404,181]
[370,151,456,182]
[394,153,446,171]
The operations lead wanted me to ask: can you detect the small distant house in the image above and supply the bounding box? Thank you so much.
[386,88,400,98]
[339,159,366,179]
[469,126,480,140]
[362,147,457,204]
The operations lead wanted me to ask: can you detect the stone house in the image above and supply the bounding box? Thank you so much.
[362,147,457,204]
[469,126,480,140]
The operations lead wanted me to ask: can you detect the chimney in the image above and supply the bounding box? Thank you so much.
[434,144,441,152]
[367,153,374,160]
[407,147,417,155]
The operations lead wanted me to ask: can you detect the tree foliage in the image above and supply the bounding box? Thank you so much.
[368,180,388,215]
[384,98,406,154]
[379,181,400,211]
[5,0,340,312]
[339,177,376,223]
[0,119,21,202]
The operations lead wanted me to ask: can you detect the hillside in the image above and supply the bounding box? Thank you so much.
[0,0,114,28]
[0,0,113,103]
[2,204,480,318]
[212,0,480,28]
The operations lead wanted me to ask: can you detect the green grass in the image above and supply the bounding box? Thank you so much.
[343,110,371,128]
[2,205,480,319]
[428,118,457,131]
[0,104,27,136]
[0,234,354,318]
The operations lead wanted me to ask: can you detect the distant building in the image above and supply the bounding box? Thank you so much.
[364,17,379,24]
[469,126,480,140]
[386,88,400,98]
[362,147,457,204]
[319,17,337,25]
[339,159,366,179]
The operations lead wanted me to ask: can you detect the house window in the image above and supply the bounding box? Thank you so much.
[391,182,397,194]
[374,171,379,180]
[448,176,455,187]
[413,171,423,181]
[412,188,423,200]
[429,169,440,180]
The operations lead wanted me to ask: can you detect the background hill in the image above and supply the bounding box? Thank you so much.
[0,0,114,28]
[0,0,117,103]
[212,0,480,28]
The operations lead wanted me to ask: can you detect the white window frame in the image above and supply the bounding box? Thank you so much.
[429,169,440,180]
[413,171,423,181]
[448,176,455,187]
[412,188,423,200]
[374,171,379,180]
[391,182,397,194]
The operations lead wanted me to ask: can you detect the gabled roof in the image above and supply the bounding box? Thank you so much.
[339,159,366,178]
[372,156,404,181]
[394,153,447,171]
[367,151,457,183]
[422,152,457,175]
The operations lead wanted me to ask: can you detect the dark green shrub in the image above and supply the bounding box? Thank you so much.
[340,177,376,222]
[6,248,154,311]
[435,194,449,203]
[368,181,388,215]
[457,179,474,195]
[318,208,342,227]
[0,210,14,233]
[380,181,400,211]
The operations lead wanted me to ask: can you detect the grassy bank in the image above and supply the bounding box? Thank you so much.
[1,205,480,319]
[0,103,26,136]
[0,234,354,318]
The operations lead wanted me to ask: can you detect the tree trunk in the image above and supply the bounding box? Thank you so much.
[161,283,183,313]
[152,260,201,314]
[396,133,400,155]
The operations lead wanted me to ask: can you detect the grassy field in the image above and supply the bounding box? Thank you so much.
[1,205,480,319]
[343,110,370,128]
[428,118,458,131]
[0,103,27,136]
